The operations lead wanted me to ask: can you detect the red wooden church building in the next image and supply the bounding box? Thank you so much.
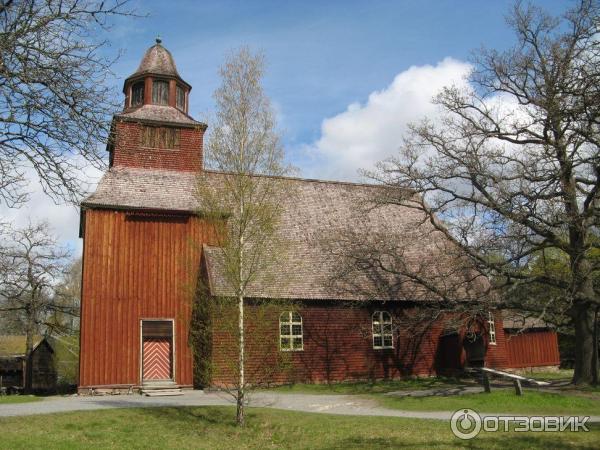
[78,41,560,392]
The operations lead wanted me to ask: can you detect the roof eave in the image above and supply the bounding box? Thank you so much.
[113,113,207,130]
[122,72,192,93]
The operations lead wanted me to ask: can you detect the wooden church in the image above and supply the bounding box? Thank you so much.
[78,41,560,392]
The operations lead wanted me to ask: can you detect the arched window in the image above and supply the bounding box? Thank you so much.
[280,311,303,351]
[372,311,393,349]
[487,311,497,345]
[152,79,169,105]
[131,81,144,107]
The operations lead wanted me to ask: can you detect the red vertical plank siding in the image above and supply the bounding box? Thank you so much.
[505,330,560,368]
[484,314,510,369]
[208,306,513,386]
[79,209,210,388]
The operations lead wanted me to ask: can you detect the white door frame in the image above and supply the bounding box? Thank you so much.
[139,318,176,384]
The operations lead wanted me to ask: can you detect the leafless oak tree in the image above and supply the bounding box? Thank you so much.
[0,0,137,207]
[368,0,600,384]
[0,221,75,392]
[196,48,293,426]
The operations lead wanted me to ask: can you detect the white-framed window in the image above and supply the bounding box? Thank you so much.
[372,311,393,349]
[280,311,303,351]
[487,311,497,345]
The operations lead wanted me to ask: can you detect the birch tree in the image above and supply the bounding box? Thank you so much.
[197,48,291,426]
[369,0,600,384]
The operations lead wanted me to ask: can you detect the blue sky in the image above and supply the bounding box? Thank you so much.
[108,0,565,175]
[1,0,570,254]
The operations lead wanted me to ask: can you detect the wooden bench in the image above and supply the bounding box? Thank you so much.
[479,367,550,396]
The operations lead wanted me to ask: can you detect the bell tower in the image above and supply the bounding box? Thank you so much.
[108,38,207,172]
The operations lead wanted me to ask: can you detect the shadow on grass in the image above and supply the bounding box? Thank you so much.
[324,434,599,450]
[266,375,470,395]
[136,405,239,427]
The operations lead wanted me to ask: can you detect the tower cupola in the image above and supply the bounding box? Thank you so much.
[123,37,192,114]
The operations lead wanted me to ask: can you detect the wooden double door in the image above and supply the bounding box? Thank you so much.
[141,320,174,382]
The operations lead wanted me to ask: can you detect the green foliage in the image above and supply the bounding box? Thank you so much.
[48,335,79,388]
[190,285,297,388]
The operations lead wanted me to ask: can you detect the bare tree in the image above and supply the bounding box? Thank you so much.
[368,0,600,384]
[0,221,74,392]
[48,257,82,334]
[196,48,292,426]
[0,0,137,207]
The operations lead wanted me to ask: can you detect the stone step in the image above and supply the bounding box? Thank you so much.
[141,389,183,397]
[141,383,179,390]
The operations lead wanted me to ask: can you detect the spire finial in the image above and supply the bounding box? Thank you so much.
[155,34,162,45]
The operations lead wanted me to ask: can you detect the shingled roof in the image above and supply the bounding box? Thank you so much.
[0,336,45,358]
[115,104,204,127]
[83,167,489,302]
[502,310,554,330]
[126,42,182,81]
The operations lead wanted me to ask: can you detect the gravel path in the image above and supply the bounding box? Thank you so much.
[1,390,599,423]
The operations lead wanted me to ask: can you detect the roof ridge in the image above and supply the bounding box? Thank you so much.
[203,169,386,189]
[104,166,385,189]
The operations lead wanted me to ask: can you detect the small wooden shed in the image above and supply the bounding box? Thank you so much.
[502,312,561,369]
[0,336,57,393]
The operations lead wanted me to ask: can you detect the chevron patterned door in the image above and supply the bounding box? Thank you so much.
[142,321,173,381]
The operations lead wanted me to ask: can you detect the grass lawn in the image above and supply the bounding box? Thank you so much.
[0,395,42,404]
[518,369,574,381]
[262,376,459,395]
[0,406,598,449]
[379,388,600,415]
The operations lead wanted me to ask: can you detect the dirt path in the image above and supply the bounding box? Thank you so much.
[1,390,599,423]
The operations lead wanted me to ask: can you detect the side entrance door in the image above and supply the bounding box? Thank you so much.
[141,320,174,382]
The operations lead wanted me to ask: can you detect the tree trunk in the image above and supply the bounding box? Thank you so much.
[592,307,599,386]
[24,322,34,394]
[572,302,595,385]
[236,291,245,426]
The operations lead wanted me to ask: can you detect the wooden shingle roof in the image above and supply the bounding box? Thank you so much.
[83,167,489,302]
[115,105,204,127]
[0,336,45,358]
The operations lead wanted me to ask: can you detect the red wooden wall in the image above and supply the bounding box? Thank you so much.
[505,330,561,368]
[79,209,215,388]
[207,305,512,386]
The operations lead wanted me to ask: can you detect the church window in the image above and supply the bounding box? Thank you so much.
[280,311,303,351]
[372,311,393,349]
[488,311,497,345]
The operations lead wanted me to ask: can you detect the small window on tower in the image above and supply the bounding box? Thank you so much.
[152,80,169,105]
[141,126,180,149]
[131,82,144,107]
[176,85,185,111]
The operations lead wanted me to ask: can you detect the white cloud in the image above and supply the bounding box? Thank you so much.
[0,163,103,257]
[302,57,473,181]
